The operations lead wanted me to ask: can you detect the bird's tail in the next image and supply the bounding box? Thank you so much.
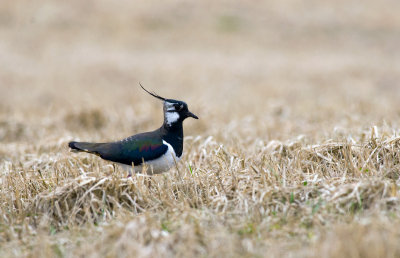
[68,141,103,155]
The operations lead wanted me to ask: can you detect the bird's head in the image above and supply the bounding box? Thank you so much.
[140,84,198,127]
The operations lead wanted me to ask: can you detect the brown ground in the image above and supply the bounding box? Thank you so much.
[1,0,400,257]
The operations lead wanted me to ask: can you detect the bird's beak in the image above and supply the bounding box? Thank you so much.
[186,111,199,119]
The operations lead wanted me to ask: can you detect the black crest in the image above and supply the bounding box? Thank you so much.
[140,83,166,101]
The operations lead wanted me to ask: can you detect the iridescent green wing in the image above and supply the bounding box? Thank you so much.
[94,132,168,166]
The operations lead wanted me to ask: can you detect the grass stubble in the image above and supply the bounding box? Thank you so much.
[1,124,400,257]
[1,0,400,257]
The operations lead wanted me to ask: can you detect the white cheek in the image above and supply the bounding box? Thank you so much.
[165,102,175,111]
[166,112,179,126]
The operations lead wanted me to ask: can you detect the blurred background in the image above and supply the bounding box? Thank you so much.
[1,0,400,146]
[1,2,400,256]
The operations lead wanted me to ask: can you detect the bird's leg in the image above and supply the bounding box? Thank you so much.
[127,162,134,178]
[144,173,152,188]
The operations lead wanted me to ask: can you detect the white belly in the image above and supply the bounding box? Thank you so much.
[118,140,181,175]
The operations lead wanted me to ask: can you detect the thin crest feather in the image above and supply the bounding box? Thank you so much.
[139,83,166,101]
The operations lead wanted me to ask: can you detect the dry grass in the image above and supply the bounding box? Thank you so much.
[1,0,400,257]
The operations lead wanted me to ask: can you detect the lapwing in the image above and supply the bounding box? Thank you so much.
[68,85,198,175]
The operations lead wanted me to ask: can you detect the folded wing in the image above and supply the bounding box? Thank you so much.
[69,132,168,166]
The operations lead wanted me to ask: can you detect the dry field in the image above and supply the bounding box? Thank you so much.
[1,0,400,257]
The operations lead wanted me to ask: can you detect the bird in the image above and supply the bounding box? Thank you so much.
[68,84,198,175]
